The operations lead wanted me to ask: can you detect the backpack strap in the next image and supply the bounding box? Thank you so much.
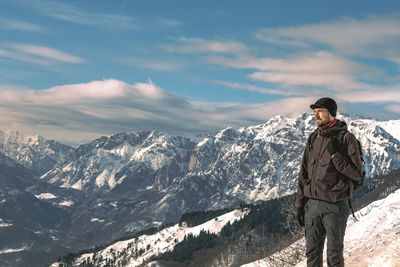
[336,129,347,143]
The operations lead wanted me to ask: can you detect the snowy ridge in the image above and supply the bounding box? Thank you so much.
[243,188,400,267]
[0,129,73,174]
[38,113,400,200]
[50,208,249,267]
[41,131,194,192]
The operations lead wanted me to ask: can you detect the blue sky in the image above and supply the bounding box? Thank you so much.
[0,0,399,144]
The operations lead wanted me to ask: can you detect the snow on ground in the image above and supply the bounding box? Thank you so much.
[243,188,400,267]
[0,247,26,255]
[379,120,400,142]
[0,243,34,255]
[0,219,12,228]
[90,218,105,223]
[59,200,74,206]
[35,192,57,199]
[61,208,248,267]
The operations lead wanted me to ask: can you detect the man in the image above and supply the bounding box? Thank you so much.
[296,97,362,267]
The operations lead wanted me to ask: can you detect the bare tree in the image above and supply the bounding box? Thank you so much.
[261,196,306,267]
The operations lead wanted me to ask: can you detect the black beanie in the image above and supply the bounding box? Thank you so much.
[310,97,337,117]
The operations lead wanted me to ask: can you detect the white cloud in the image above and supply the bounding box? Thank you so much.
[249,71,362,90]
[212,80,295,96]
[0,43,85,66]
[0,78,397,145]
[26,0,138,29]
[0,48,52,65]
[339,87,400,103]
[1,79,163,104]
[256,15,400,64]
[208,51,376,75]
[11,44,84,63]
[0,79,312,144]
[0,18,43,31]
[209,51,376,92]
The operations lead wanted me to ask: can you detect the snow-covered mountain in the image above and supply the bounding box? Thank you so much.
[42,113,400,202]
[49,185,400,267]
[50,208,249,267]
[0,130,74,174]
[2,113,400,267]
[22,113,400,245]
[243,187,400,267]
[0,153,72,267]
[41,131,194,193]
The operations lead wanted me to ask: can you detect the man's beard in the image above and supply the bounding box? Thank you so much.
[316,118,330,126]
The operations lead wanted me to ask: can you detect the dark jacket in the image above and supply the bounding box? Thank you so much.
[295,120,362,208]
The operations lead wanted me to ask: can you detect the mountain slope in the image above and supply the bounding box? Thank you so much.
[0,130,74,174]
[243,187,400,267]
[41,131,194,193]
[0,153,71,267]
[50,208,249,267]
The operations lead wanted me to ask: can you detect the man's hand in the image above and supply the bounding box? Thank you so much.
[327,137,340,155]
[296,207,305,227]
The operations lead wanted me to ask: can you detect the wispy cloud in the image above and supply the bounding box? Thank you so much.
[208,51,377,93]
[118,57,182,71]
[25,0,138,29]
[0,18,43,31]
[12,44,84,63]
[163,38,248,54]
[177,16,399,103]
[0,43,85,65]
[212,80,295,96]
[256,14,400,65]
[339,86,400,103]
[213,51,375,74]
[158,18,183,28]
[0,48,52,65]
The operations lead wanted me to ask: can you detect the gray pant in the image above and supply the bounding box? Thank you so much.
[305,199,349,267]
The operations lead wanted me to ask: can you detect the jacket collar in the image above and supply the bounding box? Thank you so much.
[318,119,337,130]
[319,119,347,137]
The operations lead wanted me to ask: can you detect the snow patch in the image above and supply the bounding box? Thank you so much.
[95,169,110,188]
[197,138,209,147]
[69,208,249,267]
[59,200,74,206]
[91,218,105,223]
[71,180,82,190]
[0,247,26,255]
[35,193,57,199]
[0,219,12,228]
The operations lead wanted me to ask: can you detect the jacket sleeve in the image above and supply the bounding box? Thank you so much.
[331,132,362,182]
[296,141,310,208]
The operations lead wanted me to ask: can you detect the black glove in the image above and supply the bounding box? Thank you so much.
[327,137,340,155]
[296,207,305,227]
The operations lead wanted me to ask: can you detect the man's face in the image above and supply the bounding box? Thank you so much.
[313,108,334,126]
